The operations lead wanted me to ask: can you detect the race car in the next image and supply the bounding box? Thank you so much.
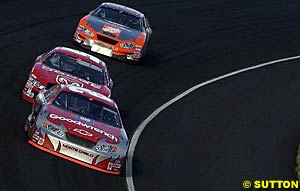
[73,2,152,63]
[22,46,113,103]
[24,84,128,175]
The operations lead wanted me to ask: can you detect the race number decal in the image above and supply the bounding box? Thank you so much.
[68,86,113,103]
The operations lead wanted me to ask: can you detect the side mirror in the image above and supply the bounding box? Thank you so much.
[147,27,152,35]
[89,10,95,15]
[35,53,46,62]
[108,78,114,89]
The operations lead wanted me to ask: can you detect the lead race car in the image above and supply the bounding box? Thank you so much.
[22,46,113,103]
[24,84,128,174]
[73,2,152,63]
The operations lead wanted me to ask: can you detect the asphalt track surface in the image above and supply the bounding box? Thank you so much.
[133,60,300,190]
[1,0,300,191]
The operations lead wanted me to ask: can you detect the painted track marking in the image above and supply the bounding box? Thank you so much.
[126,55,300,191]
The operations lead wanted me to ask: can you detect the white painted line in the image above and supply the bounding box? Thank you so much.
[126,54,300,191]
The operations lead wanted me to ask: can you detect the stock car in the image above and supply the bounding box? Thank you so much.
[24,84,128,174]
[73,2,152,63]
[22,47,113,103]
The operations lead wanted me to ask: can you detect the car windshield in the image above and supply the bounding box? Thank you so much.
[93,7,142,31]
[44,53,104,85]
[53,91,121,128]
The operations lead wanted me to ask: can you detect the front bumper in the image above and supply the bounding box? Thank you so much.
[74,32,141,63]
[29,129,124,175]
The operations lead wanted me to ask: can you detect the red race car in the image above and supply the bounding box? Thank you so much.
[73,2,152,63]
[22,47,113,103]
[25,85,128,174]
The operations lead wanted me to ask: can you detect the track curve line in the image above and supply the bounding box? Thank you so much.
[126,54,300,191]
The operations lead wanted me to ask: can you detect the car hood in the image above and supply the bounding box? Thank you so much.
[43,105,124,144]
[33,63,111,97]
[86,15,142,41]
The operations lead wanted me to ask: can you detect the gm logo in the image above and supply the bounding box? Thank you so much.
[73,128,93,137]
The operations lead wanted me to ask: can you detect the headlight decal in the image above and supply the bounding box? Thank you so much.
[120,42,135,49]
[95,143,118,153]
[135,45,142,51]
[77,25,94,37]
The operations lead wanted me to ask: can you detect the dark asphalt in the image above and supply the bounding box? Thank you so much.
[134,60,300,190]
[1,0,300,191]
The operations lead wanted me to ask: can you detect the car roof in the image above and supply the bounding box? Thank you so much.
[59,85,117,108]
[51,47,107,69]
[100,2,144,18]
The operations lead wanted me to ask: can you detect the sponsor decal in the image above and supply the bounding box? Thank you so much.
[24,81,34,98]
[34,129,40,135]
[95,144,117,153]
[90,45,113,57]
[73,128,93,137]
[77,115,94,125]
[74,32,82,43]
[62,144,94,157]
[38,137,45,145]
[132,53,141,59]
[49,114,118,142]
[102,25,121,36]
[43,123,65,137]
[56,75,83,87]
[32,129,44,145]
[32,134,39,141]
[126,54,134,60]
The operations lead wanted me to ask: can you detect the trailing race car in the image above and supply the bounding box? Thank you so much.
[22,47,113,103]
[24,84,128,175]
[73,2,152,63]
